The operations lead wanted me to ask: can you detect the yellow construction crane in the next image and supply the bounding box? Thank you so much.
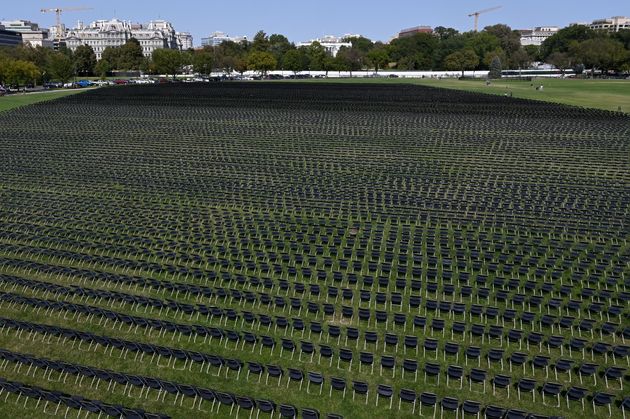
[468,6,502,32]
[41,6,93,42]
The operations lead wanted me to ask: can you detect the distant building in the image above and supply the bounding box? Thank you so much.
[296,35,356,57]
[397,26,433,38]
[201,32,247,47]
[64,19,186,60]
[588,16,630,32]
[176,32,193,50]
[0,20,52,48]
[520,26,559,47]
[0,25,22,47]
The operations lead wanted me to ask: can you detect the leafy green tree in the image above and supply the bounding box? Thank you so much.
[388,33,438,69]
[192,50,213,75]
[118,38,145,70]
[335,46,362,75]
[151,48,183,79]
[547,52,571,74]
[574,38,629,75]
[74,44,97,76]
[247,51,276,75]
[367,45,389,72]
[49,52,75,83]
[252,31,270,52]
[444,49,479,77]
[234,57,248,75]
[94,59,111,80]
[283,49,308,74]
[523,45,541,62]
[484,24,521,62]
[269,34,293,67]
[433,27,459,40]
[488,56,502,78]
[483,48,506,68]
[100,47,120,70]
[465,31,500,69]
[345,36,373,54]
[540,25,595,59]
[3,59,40,88]
[305,42,327,70]
[510,48,532,69]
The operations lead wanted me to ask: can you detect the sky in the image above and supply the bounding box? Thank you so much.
[2,1,628,46]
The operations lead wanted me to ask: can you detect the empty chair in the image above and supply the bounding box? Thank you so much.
[604,366,625,390]
[286,368,303,390]
[578,363,598,385]
[402,359,418,381]
[352,381,368,404]
[461,400,481,418]
[541,382,562,407]
[398,388,416,413]
[329,377,346,399]
[565,386,587,411]
[517,378,536,402]
[446,365,464,389]
[380,356,395,377]
[591,392,614,417]
[469,368,487,393]
[359,352,374,374]
[441,397,459,418]
[376,384,393,409]
[306,372,324,395]
[302,408,320,419]
[419,392,437,417]
[484,405,506,419]
[492,375,511,398]
[278,404,297,419]
[424,362,440,385]
[235,396,255,419]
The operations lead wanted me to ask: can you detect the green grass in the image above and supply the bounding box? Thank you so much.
[292,77,630,113]
[0,90,87,113]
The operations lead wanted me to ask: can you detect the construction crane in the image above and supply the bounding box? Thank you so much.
[41,6,93,43]
[468,6,502,32]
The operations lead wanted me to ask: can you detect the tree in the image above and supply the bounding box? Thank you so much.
[541,25,595,59]
[523,45,541,62]
[367,46,389,72]
[483,48,506,68]
[510,48,532,69]
[547,52,571,74]
[247,51,276,75]
[434,27,459,40]
[118,38,145,70]
[444,49,479,77]
[283,49,308,74]
[100,47,120,70]
[335,46,362,75]
[483,24,521,62]
[345,36,373,54]
[388,32,438,69]
[574,38,629,76]
[305,42,327,70]
[74,44,97,76]
[465,31,500,68]
[488,56,502,79]
[49,52,75,83]
[3,59,39,88]
[94,59,112,80]
[269,34,293,67]
[192,50,213,75]
[151,48,183,79]
[234,57,248,75]
[252,31,270,52]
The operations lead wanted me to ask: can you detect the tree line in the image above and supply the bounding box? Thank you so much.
[1,24,629,87]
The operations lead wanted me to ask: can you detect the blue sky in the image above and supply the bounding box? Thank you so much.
[2,1,627,46]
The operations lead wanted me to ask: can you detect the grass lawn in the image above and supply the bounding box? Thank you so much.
[0,89,88,113]
[293,77,630,113]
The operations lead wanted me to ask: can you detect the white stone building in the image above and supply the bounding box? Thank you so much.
[520,26,559,47]
[0,20,53,48]
[201,32,247,47]
[296,35,357,57]
[588,16,630,32]
[64,18,187,59]
[176,32,193,50]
